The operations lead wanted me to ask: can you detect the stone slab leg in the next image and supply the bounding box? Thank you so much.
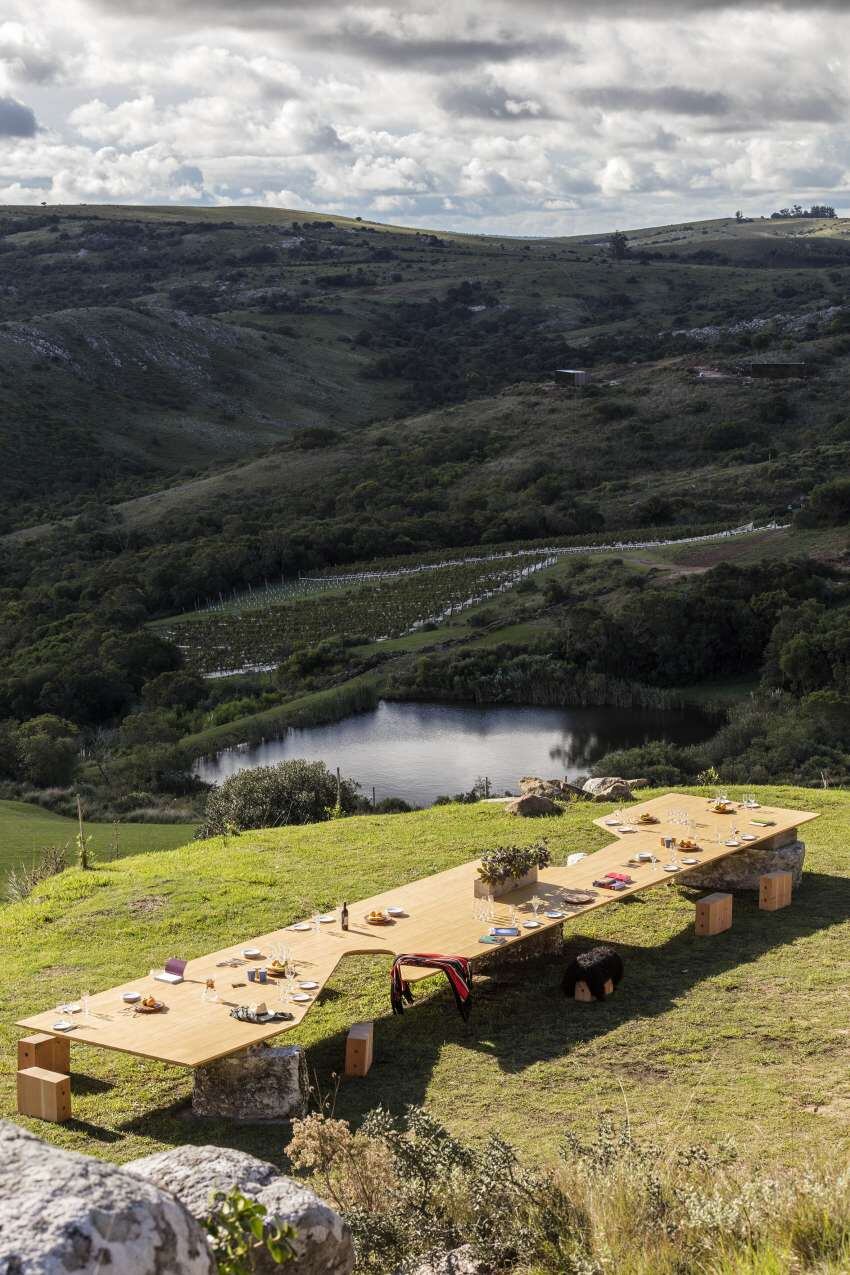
[192,1043,308,1121]
[680,839,805,894]
[479,923,566,979]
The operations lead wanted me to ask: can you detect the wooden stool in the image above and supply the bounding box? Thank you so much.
[695,892,733,936]
[18,1033,70,1074]
[344,1022,374,1077]
[574,979,614,1002]
[17,1067,71,1123]
[760,870,793,912]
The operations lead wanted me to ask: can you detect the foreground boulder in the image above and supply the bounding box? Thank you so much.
[505,794,560,817]
[0,1120,214,1274]
[582,777,634,802]
[130,1144,354,1275]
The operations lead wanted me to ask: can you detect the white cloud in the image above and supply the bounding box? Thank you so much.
[0,1,846,232]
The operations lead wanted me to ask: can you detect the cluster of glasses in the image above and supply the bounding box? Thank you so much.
[473,896,496,923]
[742,792,759,808]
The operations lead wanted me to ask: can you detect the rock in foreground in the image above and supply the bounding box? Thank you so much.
[0,1120,214,1274]
[130,1143,354,1275]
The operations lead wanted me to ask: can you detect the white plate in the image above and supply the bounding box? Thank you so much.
[663,864,681,872]
[741,834,757,841]
[604,818,621,826]
[242,948,262,959]
[618,826,636,833]
[290,923,311,931]
[386,906,407,916]
[725,840,741,847]
[545,910,565,919]
[299,981,319,990]
[52,1019,76,1031]
[682,858,698,865]
[522,919,542,929]
[122,992,141,1003]
[291,993,312,1003]
[58,1002,81,1014]
[319,914,335,923]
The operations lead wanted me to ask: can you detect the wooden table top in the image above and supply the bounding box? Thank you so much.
[17,793,817,1067]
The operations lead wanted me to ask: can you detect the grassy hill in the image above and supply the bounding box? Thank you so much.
[4,204,850,532]
[0,799,196,884]
[3,787,848,1182]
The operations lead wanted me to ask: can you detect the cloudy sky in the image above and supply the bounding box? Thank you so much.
[0,0,847,234]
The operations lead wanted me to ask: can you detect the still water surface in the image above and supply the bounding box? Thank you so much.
[195,700,715,807]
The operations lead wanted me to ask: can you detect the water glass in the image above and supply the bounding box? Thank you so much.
[81,990,90,1022]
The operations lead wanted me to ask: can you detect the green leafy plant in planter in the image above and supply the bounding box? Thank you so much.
[476,842,551,897]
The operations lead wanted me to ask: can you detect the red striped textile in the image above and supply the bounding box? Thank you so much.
[390,953,472,1022]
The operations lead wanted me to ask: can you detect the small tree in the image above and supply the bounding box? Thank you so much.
[609,229,629,260]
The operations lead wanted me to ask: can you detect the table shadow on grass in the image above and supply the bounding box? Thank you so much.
[119,872,850,1150]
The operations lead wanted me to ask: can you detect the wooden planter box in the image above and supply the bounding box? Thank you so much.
[474,867,538,899]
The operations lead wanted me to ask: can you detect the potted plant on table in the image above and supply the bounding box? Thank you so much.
[474,842,552,899]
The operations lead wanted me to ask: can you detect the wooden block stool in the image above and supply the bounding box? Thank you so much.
[17,1067,71,1123]
[695,892,733,936]
[18,1033,70,1074]
[344,1022,374,1077]
[574,979,614,1003]
[760,870,793,912]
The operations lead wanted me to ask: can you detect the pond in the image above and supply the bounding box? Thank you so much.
[194,700,717,807]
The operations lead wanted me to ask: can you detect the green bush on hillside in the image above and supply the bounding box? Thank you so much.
[198,759,359,838]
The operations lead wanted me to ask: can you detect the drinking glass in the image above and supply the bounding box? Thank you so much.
[81,989,90,1022]
[311,911,321,935]
[509,906,518,927]
[530,894,543,920]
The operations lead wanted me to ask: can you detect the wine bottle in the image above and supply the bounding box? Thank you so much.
[341,901,349,931]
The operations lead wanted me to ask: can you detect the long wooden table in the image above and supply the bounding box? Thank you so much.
[17,793,817,1067]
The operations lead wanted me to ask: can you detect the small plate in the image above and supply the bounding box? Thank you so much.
[242,948,262,959]
[663,864,681,872]
[58,1002,81,1014]
[291,993,312,1003]
[741,833,757,841]
[682,857,698,865]
[135,1000,165,1014]
[122,992,141,1003]
[618,826,636,833]
[604,818,621,826]
[299,981,319,990]
[52,1019,76,1031]
[290,923,311,931]
[386,906,407,916]
[319,914,335,923]
[724,840,741,847]
[545,909,566,919]
[522,919,542,929]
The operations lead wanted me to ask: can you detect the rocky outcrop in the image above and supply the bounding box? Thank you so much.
[401,1246,485,1275]
[129,1144,278,1218]
[130,1144,354,1275]
[192,1042,309,1120]
[680,839,805,892]
[519,776,587,800]
[0,1120,214,1274]
[582,777,634,802]
[505,794,560,817]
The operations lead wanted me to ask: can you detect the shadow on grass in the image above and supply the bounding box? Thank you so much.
[70,1071,114,1096]
[117,872,850,1149]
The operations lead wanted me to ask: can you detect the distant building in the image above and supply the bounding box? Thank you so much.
[555,368,592,386]
[744,362,810,380]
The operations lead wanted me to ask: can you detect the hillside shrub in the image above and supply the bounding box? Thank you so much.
[5,843,67,903]
[199,759,359,837]
[287,1105,850,1274]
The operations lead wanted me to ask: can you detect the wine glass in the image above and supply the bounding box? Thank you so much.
[81,989,90,1022]
[530,894,543,921]
[311,911,321,935]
